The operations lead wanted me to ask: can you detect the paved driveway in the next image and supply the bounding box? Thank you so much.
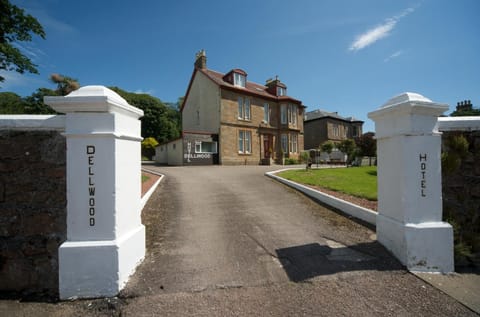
[119,165,475,316]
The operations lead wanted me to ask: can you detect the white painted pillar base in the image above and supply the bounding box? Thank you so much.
[59,226,145,298]
[377,215,454,272]
[45,86,146,299]
[369,92,454,273]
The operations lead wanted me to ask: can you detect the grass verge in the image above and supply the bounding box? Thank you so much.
[277,166,378,201]
[141,173,150,183]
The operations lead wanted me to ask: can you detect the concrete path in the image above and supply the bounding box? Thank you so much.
[0,165,477,316]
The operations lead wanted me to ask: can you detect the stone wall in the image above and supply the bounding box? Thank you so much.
[442,130,480,267]
[0,130,66,299]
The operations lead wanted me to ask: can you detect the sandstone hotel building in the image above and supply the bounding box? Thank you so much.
[156,50,305,165]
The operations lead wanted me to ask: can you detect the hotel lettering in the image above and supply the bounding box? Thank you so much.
[419,153,427,197]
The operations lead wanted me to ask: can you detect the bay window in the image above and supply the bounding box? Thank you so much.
[281,104,287,124]
[281,134,288,153]
[289,133,298,153]
[288,104,297,126]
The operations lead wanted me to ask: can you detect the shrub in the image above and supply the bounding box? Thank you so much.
[284,158,298,165]
[141,137,159,160]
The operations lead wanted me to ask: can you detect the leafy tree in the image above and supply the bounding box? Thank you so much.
[337,138,357,164]
[17,73,78,114]
[110,87,181,143]
[0,0,46,83]
[176,96,184,110]
[50,73,80,95]
[23,87,57,114]
[451,108,480,116]
[320,141,334,154]
[441,133,469,174]
[0,91,25,113]
[355,132,376,157]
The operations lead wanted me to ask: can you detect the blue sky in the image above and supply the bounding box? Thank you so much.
[2,0,479,132]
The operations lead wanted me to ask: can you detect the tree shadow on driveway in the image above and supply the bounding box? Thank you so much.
[275,241,403,282]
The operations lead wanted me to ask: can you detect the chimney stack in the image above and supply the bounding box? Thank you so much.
[456,99,473,112]
[194,49,207,69]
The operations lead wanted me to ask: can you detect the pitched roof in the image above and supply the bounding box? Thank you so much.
[202,68,303,103]
[181,67,302,111]
[304,109,363,123]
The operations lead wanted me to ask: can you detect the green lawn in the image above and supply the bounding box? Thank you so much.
[278,166,378,201]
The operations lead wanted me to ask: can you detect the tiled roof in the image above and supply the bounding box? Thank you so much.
[304,109,363,123]
[199,68,302,104]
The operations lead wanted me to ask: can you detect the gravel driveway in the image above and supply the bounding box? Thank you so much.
[1,165,476,316]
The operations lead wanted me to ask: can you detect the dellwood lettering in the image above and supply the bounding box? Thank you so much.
[87,145,96,226]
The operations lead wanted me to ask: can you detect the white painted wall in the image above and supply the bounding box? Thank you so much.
[45,86,146,299]
[167,138,183,166]
[0,114,65,130]
[182,70,220,133]
[437,116,480,131]
[155,144,168,164]
[154,138,184,166]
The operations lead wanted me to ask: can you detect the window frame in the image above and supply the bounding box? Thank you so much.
[237,96,251,121]
[263,103,270,123]
[289,133,298,153]
[238,130,252,154]
[353,126,360,137]
[244,98,251,120]
[234,73,246,88]
[281,104,287,124]
[332,124,339,137]
[238,97,244,119]
[281,134,288,154]
[195,141,218,154]
[288,104,297,126]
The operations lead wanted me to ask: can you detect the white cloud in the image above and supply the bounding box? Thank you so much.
[349,19,397,51]
[349,6,418,52]
[384,50,404,62]
[0,70,48,92]
[134,89,155,95]
[12,42,46,62]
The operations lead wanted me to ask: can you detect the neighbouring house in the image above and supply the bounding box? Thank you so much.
[303,109,363,150]
[156,50,305,165]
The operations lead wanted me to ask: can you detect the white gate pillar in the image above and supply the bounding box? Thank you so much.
[45,86,146,299]
[368,92,454,273]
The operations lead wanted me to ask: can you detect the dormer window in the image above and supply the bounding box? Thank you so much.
[223,69,247,87]
[265,76,287,96]
[234,72,246,88]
